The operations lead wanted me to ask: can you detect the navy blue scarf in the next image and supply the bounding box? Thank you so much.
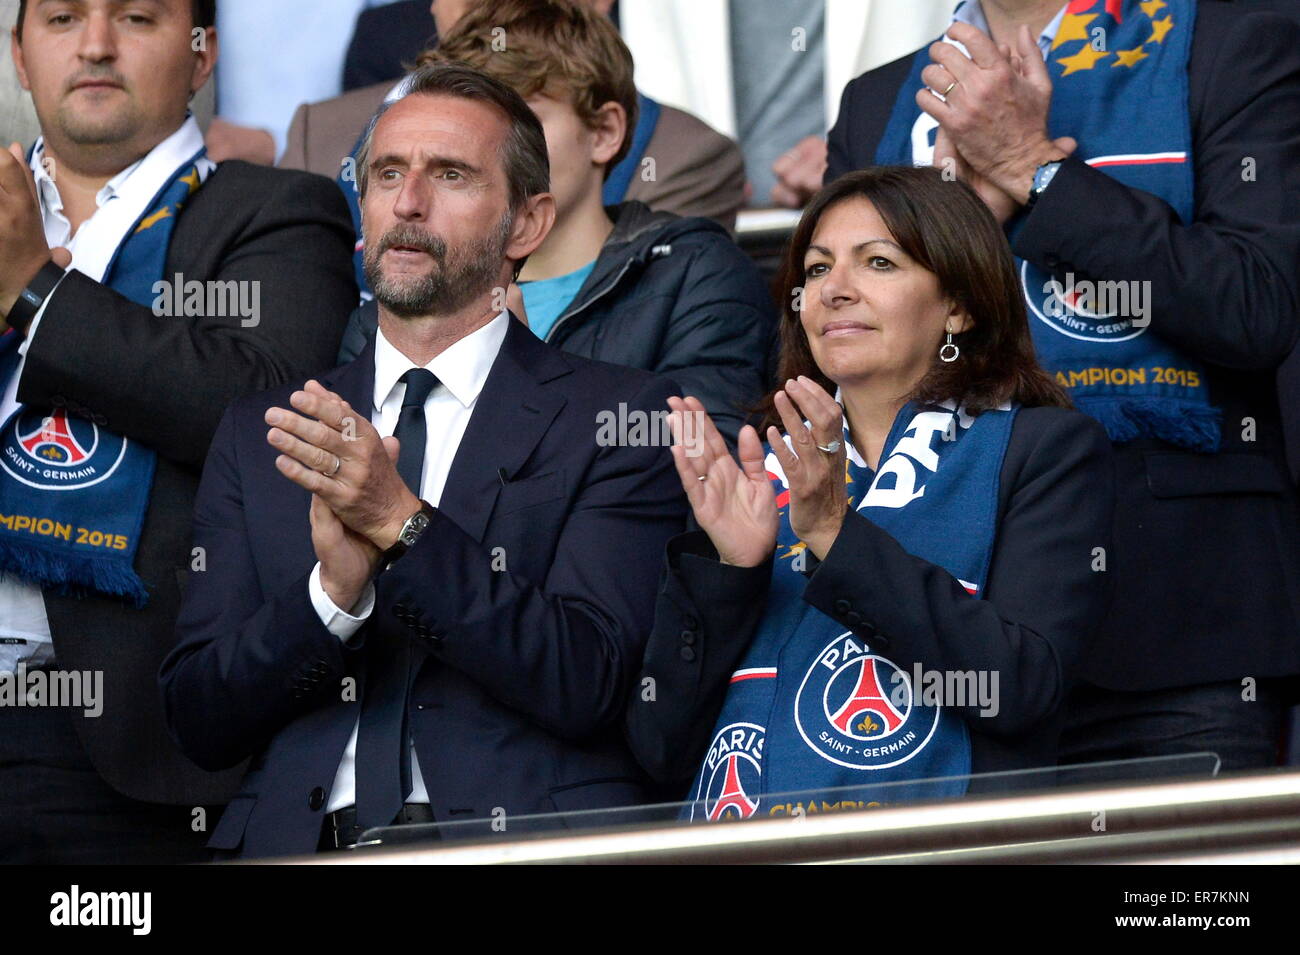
[0,149,206,606]
[684,399,1016,821]
[876,0,1217,451]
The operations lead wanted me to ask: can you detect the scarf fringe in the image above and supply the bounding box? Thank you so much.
[1076,395,1222,453]
[0,541,149,608]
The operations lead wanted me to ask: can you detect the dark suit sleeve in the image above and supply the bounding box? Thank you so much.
[651,237,778,447]
[824,54,915,185]
[802,410,1114,737]
[624,532,773,785]
[159,403,353,771]
[1014,11,1300,370]
[374,375,688,742]
[342,2,433,92]
[825,79,860,185]
[17,169,357,471]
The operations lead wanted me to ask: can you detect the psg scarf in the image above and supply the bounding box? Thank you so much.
[684,399,1016,822]
[875,0,1218,452]
[0,149,209,606]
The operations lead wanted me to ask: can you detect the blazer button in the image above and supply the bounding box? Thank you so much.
[91,413,107,426]
[834,599,851,615]
[50,394,66,407]
[679,646,697,662]
[308,787,325,811]
[846,611,863,626]
[680,630,697,645]
[683,615,700,630]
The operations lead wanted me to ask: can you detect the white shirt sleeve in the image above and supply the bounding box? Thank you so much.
[308,561,375,641]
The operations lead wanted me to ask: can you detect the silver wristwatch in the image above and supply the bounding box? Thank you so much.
[380,499,434,566]
[1025,160,1063,211]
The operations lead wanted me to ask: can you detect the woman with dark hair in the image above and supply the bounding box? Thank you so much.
[626,165,1115,819]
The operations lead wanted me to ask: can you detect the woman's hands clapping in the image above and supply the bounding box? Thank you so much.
[667,396,777,567]
[667,380,852,567]
[766,377,849,561]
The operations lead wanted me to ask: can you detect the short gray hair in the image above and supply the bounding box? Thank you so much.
[354,63,550,210]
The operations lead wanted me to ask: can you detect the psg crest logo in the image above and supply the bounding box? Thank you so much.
[0,408,126,491]
[795,632,940,770]
[691,722,765,822]
[1021,260,1148,344]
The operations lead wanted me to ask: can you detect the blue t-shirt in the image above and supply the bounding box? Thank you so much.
[518,261,596,341]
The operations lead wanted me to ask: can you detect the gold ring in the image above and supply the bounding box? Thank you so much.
[941,80,958,97]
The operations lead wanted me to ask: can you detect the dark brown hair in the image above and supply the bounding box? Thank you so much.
[354,62,550,211]
[418,0,639,176]
[758,165,1069,430]
[16,0,217,42]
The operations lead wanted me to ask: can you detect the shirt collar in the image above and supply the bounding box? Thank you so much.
[29,114,208,221]
[373,310,510,413]
[951,1,1068,57]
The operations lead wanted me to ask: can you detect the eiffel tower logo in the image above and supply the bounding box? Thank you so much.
[19,410,91,465]
[707,753,758,820]
[828,657,906,737]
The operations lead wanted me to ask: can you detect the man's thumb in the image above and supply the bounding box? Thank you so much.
[1053,136,1079,157]
[382,435,400,462]
[50,247,72,269]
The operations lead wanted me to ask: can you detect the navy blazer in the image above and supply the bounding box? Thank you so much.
[824,0,1300,691]
[627,406,1116,796]
[160,316,688,858]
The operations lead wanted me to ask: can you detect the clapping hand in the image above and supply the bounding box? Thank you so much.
[666,396,777,568]
[765,377,849,561]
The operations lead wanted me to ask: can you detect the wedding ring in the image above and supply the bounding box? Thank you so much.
[941,80,958,97]
[817,440,842,454]
[697,475,708,482]
[324,454,341,476]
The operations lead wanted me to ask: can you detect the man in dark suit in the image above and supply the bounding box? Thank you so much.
[824,0,1300,771]
[0,0,357,862]
[160,63,687,859]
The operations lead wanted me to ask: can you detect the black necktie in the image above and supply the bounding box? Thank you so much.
[355,367,438,831]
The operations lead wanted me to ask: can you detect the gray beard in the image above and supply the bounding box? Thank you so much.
[364,213,513,319]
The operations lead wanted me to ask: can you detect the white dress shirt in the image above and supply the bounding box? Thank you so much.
[308,311,510,813]
[0,118,213,674]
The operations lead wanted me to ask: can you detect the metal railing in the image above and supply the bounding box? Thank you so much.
[289,768,1300,865]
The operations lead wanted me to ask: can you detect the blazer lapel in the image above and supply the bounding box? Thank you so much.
[319,332,378,424]
[437,316,571,542]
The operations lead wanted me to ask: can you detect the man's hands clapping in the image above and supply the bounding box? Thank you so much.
[918,23,1076,222]
[266,380,423,609]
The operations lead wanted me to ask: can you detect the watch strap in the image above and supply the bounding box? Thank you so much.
[7,260,66,336]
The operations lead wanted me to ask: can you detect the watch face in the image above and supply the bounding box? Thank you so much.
[400,511,430,545]
[1036,162,1061,194]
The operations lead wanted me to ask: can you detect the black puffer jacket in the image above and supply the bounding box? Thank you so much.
[340,201,777,443]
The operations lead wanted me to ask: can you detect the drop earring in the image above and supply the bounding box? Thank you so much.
[940,329,960,363]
